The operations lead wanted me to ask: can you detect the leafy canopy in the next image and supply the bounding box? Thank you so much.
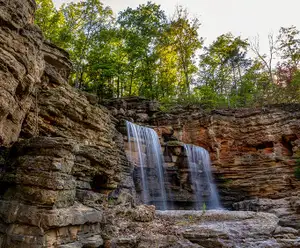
[34,0,300,109]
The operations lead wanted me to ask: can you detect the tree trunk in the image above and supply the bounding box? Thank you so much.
[117,76,120,98]
[129,68,134,96]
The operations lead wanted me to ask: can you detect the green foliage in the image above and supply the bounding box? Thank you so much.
[278,26,300,67]
[107,197,115,206]
[34,1,300,108]
[188,215,194,222]
[166,141,184,146]
[222,179,233,190]
[198,33,253,108]
[193,86,223,109]
[168,6,203,94]
[35,0,67,46]
[202,202,206,213]
[117,2,167,99]
[62,0,115,89]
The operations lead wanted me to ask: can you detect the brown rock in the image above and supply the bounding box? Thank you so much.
[0,1,134,247]
[151,106,300,208]
[0,0,44,146]
[131,205,155,222]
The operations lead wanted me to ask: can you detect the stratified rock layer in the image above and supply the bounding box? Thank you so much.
[153,107,300,207]
[108,98,300,229]
[0,1,133,247]
[0,0,300,247]
[0,0,43,146]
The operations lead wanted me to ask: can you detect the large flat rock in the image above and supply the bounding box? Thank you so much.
[102,208,300,248]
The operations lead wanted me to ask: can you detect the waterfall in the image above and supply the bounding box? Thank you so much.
[184,144,222,210]
[126,121,168,210]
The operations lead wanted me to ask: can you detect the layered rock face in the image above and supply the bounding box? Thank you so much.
[153,106,300,204]
[0,1,300,247]
[0,1,133,247]
[0,0,43,146]
[108,98,300,229]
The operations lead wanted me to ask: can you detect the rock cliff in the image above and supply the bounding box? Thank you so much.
[0,1,133,247]
[107,98,300,229]
[0,1,300,247]
[0,0,43,146]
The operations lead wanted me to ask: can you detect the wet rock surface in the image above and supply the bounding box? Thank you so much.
[154,106,300,229]
[152,106,300,205]
[116,98,300,229]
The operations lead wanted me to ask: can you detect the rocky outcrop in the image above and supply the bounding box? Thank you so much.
[152,106,300,207]
[110,98,300,229]
[0,0,300,247]
[0,1,134,247]
[103,208,300,248]
[0,0,43,146]
[0,136,129,247]
[103,97,160,124]
[233,197,300,229]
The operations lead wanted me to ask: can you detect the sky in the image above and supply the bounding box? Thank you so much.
[53,0,300,55]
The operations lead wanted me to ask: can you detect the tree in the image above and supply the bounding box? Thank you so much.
[60,0,114,88]
[117,2,167,99]
[34,0,66,46]
[155,31,179,102]
[277,26,300,67]
[198,33,250,107]
[250,34,276,84]
[34,1,300,107]
[169,6,203,95]
[85,28,128,99]
[271,26,300,104]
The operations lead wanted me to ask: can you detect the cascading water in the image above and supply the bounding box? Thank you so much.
[126,121,168,210]
[184,144,222,210]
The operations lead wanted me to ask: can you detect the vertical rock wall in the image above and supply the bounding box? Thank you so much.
[0,0,44,145]
[153,107,300,205]
[0,1,134,247]
[0,1,299,246]
[107,98,300,228]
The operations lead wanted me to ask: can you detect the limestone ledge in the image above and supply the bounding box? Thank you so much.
[0,201,103,248]
[102,208,300,248]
